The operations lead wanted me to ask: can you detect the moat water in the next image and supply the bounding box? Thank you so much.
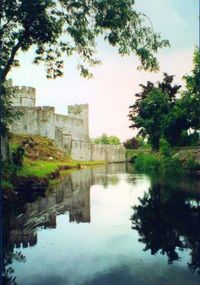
[4,163,200,285]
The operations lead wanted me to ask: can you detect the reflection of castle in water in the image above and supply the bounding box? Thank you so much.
[9,163,126,249]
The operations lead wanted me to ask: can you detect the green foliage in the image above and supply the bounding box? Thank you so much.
[0,83,22,135]
[181,47,200,132]
[160,156,182,174]
[0,0,169,82]
[134,152,183,174]
[129,73,182,149]
[134,148,200,174]
[159,138,171,157]
[93,134,121,145]
[134,153,161,172]
[129,49,200,150]
[183,47,200,94]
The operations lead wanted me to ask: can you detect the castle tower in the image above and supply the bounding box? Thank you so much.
[68,104,89,139]
[12,86,36,107]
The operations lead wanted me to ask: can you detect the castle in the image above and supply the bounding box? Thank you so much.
[9,81,125,162]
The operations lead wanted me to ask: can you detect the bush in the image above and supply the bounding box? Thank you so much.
[161,157,182,174]
[134,152,183,174]
[134,153,161,172]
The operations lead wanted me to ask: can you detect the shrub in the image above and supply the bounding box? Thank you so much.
[134,152,183,174]
[134,153,161,172]
[161,157,182,174]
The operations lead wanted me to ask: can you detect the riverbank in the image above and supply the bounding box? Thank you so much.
[2,134,106,197]
[126,146,200,174]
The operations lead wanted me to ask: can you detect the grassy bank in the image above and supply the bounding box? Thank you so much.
[126,147,200,174]
[2,134,106,192]
[16,157,105,178]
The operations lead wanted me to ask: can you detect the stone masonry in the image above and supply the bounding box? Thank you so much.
[10,82,125,162]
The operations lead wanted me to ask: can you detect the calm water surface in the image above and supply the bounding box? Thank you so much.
[4,163,200,285]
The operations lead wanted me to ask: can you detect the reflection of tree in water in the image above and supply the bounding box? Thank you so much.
[3,210,26,285]
[3,250,26,285]
[131,183,200,274]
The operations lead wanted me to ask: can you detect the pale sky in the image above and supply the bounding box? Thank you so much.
[10,0,199,142]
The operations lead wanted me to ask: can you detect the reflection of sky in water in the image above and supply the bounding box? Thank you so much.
[12,171,200,285]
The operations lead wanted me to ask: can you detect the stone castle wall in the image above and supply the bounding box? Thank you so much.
[12,86,36,107]
[10,84,126,162]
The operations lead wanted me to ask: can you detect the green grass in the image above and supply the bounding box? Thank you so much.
[16,160,62,177]
[16,158,106,178]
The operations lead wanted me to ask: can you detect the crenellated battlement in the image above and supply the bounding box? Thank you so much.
[9,81,125,162]
[12,85,36,107]
[68,104,89,117]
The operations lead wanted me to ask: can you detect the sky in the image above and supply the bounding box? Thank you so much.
[10,0,199,142]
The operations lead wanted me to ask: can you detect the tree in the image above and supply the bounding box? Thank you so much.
[0,0,169,83]
[93,134,121,145]
[123,136,147,149]
[0,83,22,135]
[128,73,182,150]
[181,48,200,133]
